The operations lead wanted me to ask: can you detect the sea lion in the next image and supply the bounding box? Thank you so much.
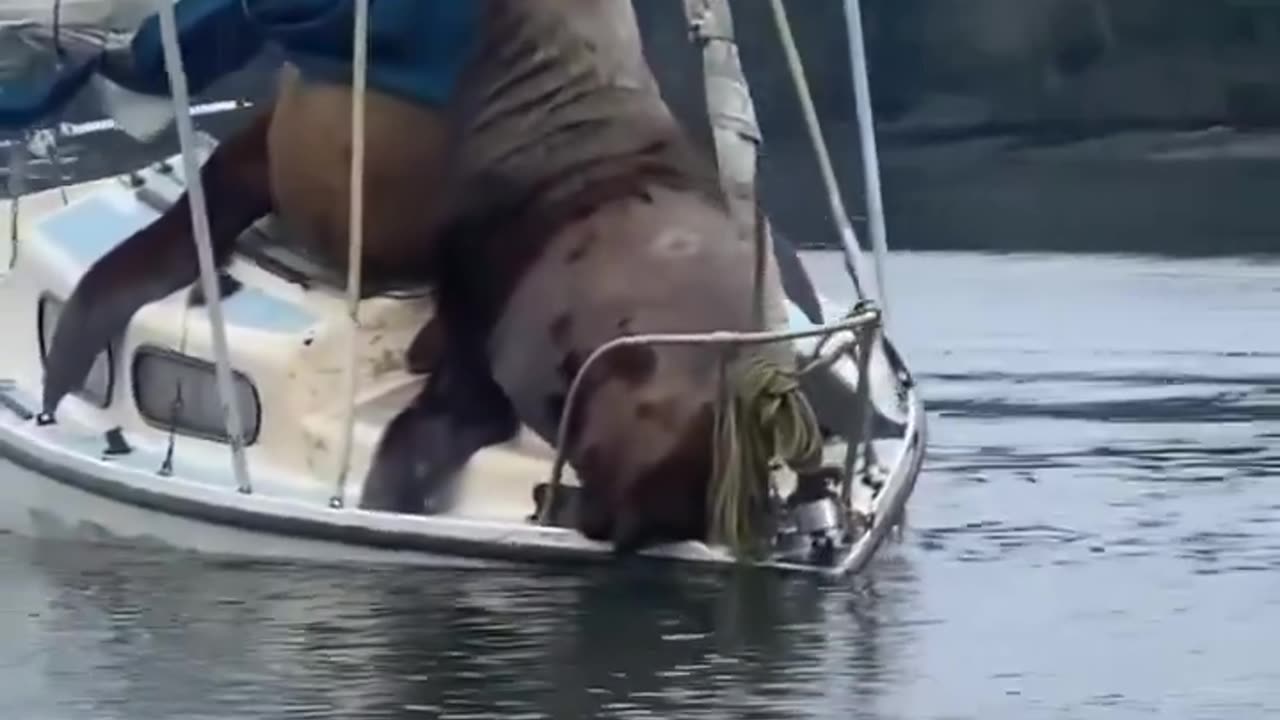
[39,60,460,403]
[41,0,821,540]
[41,0,481,420]
[41,105,275,417]
[38,2,488,511]
[390,0,803,552]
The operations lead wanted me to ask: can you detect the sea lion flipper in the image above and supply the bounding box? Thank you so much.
[405,316,444,375]
[610,507,655,556]
[770,229,823,325]
[360,340,518,513]
[41,110,274,416]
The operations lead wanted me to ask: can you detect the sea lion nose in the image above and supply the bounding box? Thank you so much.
[574,477,615,543]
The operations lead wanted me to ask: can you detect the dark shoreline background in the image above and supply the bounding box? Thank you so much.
[9,0,1280,256]
[642,0,1280,257]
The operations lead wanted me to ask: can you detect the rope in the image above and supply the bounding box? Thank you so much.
[7,133,25,271]
[708,354,823,559]
[751,156,767,328]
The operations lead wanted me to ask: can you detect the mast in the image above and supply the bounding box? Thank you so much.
[682,0,788,333]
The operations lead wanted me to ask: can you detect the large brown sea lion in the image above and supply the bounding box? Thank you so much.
[43,0,817,551]
[380,0,802,551]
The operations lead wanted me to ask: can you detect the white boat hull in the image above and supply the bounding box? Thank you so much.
[0,380,925,578]
[0,157,926,579]
[0,445,504,571]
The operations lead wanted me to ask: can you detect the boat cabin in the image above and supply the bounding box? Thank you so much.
[1,151,568,518]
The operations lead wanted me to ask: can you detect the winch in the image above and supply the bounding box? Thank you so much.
[774,466,855,566]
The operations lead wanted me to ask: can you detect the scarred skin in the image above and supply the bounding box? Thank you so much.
[40,61,461,399]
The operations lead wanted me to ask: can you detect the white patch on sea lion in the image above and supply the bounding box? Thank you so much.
[651,228,702,258]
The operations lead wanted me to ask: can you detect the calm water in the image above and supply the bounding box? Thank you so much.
[1,248,1277,719]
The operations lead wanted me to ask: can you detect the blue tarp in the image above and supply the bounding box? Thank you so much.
[0,0,483,131]
[0,14,115,130]
[0,56,102,129]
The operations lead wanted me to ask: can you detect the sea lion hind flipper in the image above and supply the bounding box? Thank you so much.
[40,110,274,416]
[359,342,519,514]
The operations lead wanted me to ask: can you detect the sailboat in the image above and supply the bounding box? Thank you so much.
[0,0,925,578]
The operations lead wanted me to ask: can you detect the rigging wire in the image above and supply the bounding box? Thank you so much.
[6,135,24,270]
[158,307,193,477]
[766,0,875,304]
[330,0,371,509]
[156,2,253,494]
[51,0,66,61]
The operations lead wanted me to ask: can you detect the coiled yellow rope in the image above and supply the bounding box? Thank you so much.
[708,353,824,559]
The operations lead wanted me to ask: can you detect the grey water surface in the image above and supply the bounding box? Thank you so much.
[1,249,1277,719]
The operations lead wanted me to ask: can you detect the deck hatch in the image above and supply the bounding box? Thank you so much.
[131,345,262,446]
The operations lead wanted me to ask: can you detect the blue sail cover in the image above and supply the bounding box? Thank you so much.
[0,12,119,129]
[114,0,482,107]
[0,58,101,130]
[0,0,484,131]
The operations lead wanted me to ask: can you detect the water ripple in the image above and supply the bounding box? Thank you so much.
[1,252,1278,718]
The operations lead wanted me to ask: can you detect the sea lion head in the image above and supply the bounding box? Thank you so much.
[567,343,721,554]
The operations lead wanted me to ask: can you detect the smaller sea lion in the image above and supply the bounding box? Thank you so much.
[40,0,493,514]
[41,0,483,411]
[41,107,275,416]
[360,316,519,514]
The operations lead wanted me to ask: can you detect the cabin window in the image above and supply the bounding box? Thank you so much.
[37,294,113,408]
[131,346,262,445]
